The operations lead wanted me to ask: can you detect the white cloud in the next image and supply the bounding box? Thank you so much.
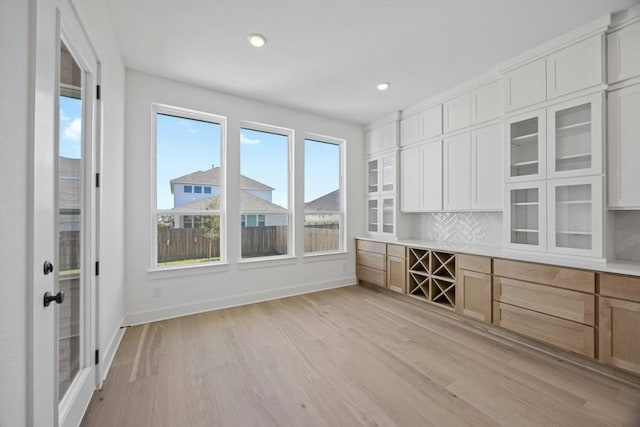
[241,134,261,145]
[179,119,197,135]
[63,118,82,141]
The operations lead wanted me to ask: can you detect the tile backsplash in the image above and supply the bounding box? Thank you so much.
[414,212,503,247]
[614,211,640,262]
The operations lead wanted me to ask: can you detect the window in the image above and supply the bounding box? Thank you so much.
[304,137,344,253]
[240,124,291,259]
[204,186,212,194]
[154,106,225,267]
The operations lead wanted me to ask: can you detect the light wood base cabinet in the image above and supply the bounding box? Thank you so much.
[456,269,492,322]
[356,240,386,288]
[386,244,406,294]
[494,302,595,357]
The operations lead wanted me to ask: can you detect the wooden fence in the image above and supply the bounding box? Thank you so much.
[158,228,220,263]
[304,224,339,252]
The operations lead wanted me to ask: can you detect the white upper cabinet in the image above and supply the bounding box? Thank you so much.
[547,93,603,179]
[506,109,546,182]
[380,121,398,151]
[400,140,443,212]
[471,123,503,210]
[422,104,443,140]
[443,93,471,134]
[381,152,395,193]
[504,58,547,112]
[471,80,502,125]
[401,114,421,147]
[365,129,380,156]
[608,20,640,84]
[444,132,471,210]
[608,84,640,208]
[505,180,547,252]
[547,35,603,99]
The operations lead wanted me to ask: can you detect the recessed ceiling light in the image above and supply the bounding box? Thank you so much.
[376,82,391,91]
[248,33,267,48]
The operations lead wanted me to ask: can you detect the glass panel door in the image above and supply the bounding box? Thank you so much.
[510,117,540,178]
[381,154,394,192]
[554,103,591,172]
[58,40,84,403]
[554,183,592,250]
[506,181,546,251]
[367,198,378,233]
[382,197,394,234]
[367,159,378,194]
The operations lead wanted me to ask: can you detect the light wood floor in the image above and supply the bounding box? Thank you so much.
[81,285,640,426]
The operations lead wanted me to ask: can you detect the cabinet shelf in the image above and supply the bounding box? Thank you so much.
[557,153,591,161]
[557,200,591,205]
[556,230,592,235]
[512,160,539,167]
[407,247,456,309]
[512,202,539,206]
[512,228,539,233]
[556,121,590,132]
[511,132,538,142]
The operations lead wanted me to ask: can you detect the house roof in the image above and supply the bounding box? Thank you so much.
[304,190,339,212]
[169,167,274,194]
[175,190,286,213]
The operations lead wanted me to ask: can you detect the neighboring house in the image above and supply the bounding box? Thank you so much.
[169,166,287,228]
[58,156,81,232]
[304,189,340,225]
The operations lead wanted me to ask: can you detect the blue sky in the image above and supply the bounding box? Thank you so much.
[59,96,82,159]
[155,114,340,210]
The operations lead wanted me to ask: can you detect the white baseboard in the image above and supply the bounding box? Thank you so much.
[99,319,126,387]
[124,276,357,326]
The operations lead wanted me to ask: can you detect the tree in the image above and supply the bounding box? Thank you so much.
[202,199,220,260]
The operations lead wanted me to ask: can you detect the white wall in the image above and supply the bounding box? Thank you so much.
[124,70,364,324]
[0,1,31,424]
[72,0,127,381]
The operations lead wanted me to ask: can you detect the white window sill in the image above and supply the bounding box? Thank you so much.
[148,262,230,279]
[303,251,349,263]
[236,255,298,270]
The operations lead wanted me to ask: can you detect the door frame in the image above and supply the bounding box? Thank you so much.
[30,0,100,425]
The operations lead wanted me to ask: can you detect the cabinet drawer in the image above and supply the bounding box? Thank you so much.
[600,273,640,303]
[493,302,594,357]
[387,244,405,258]
[356,240,386,255]
[356,250,386,270]
[493,259,594,293]
[357,265,386,288]
[457,254,491,274]
[493,277,594,325]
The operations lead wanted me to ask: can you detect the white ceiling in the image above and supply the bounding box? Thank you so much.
[106,0,639,125]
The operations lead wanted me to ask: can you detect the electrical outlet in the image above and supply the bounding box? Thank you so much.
[152,287,161,298]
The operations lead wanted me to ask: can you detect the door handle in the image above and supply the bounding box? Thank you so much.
[43,291,65,307]
[43,261,54,275]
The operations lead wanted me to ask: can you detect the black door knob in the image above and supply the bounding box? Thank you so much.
[43,261,54,275]
[43,291,65,307]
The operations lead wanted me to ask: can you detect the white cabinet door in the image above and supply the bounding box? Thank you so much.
[608,20,640,84]
[367,198,379,233]
[401,114,421,147]
[548,176,602,258]
[367,158,379,195]
[505,109,546,182]
[505,180,547,252]
[609,85,640,208]
[547,93,603,179]
[381,196,396,235]
[444,132,471,210]
[379,122,398,151]
[471,80,502,125]
[504,58,546,111]
[381,152,396,193]
[400,146,421,212]
[366,129,380,155]
[422,140,443,211]
[443,93,471,133]
[547,35,603,99]
[471,123,503,210]
[422,104,443,140]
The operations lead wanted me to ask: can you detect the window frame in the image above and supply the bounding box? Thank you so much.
[239,121,294,261]
[303,134,346,256]
[151,103,227,270]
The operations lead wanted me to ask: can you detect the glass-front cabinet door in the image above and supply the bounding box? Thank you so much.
[381,196,395,235]
[548,176,602,257]
[367,198,379,233]
[381,153,395,193]
[505,181,547,251]
[367,158,379,194]
[506,109,546,182]
[547,93,603,178]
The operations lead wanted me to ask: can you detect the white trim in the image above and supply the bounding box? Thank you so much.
[365,111,401,132]
[236,255,298,269]
[59,368,94,427]
[98,319,126,386]
[303,251,349,262]
[148,262,230,277]
[123,278,357,326]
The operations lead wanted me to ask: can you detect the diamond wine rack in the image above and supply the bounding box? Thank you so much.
[407,248,456,310]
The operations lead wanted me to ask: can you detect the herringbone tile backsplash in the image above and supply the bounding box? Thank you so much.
[415,212,503,247]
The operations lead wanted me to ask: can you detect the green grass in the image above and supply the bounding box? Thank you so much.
[157,257,220,267]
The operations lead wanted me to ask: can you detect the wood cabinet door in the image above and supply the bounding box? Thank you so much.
[443,132,471,210]
[455,269,492,322]
[608,84,640,208]
[599,296,640,375]
[471,123,503,210]
[546,35,603,99]
[387,255,406,294]
[504,58,546,111]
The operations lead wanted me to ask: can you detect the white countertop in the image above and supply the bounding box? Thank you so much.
[356,236,640,277]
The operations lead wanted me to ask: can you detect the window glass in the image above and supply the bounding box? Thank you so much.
[155,111,223,267]
[240,126,290,258]
[204,186,212,194]
[304,138,343,253]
